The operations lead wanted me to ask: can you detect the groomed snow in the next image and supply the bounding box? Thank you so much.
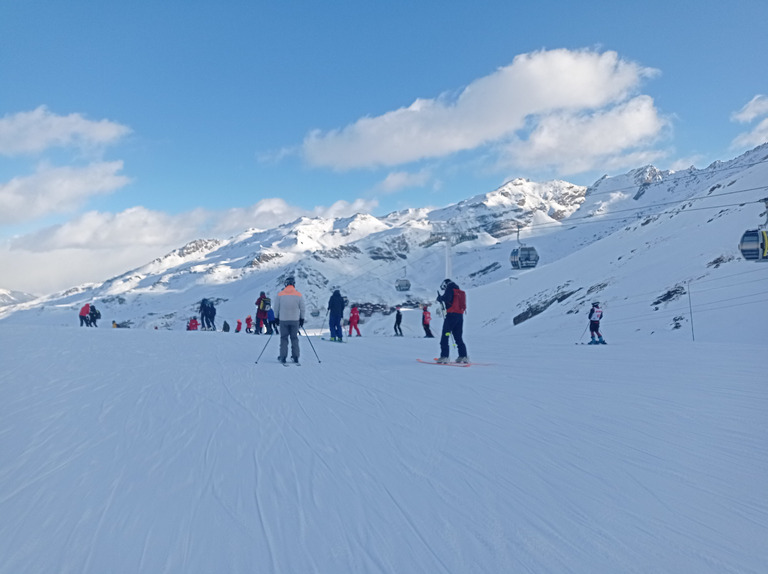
[1,324,765,573]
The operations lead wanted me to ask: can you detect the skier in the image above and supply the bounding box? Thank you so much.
[421,305,434,338]
[235,319,242,333]
[187,317,199,331]
[327,289,346,342]
[588,302,606,344]
[348,305,361,337]
[255,291,270,334]
[393,306,403,336]
[89,304,101,327]
[78,303,91,327]
[245,315,253,334]
[267,306,278,334]
[436,279,469,363]
[273,276,306,364]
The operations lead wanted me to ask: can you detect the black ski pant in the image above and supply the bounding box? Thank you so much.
[79,315,89,327]
[394,320,403,336]
[439,313,467,358]
[422,324,433,338]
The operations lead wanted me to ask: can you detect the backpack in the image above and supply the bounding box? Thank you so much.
[259,297,271,311]
[448,288,467,314]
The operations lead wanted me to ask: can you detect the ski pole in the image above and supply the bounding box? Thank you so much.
[578,324,588,344]
[254,333,273,364]
[301,326,322,363]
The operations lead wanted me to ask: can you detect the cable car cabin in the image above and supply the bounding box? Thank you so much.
[739,229,768,261]
[395,278,411,292]
[509,246,540,269]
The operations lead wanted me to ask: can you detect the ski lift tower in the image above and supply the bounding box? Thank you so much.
[427,220,479,279]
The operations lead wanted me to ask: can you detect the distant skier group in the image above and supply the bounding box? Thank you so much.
[78,303,101,327]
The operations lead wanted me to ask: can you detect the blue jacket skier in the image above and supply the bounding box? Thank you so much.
[327,289,346,341]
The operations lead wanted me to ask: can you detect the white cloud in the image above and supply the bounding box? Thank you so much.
[0,106,132,156]
[731,95,768,149]
[1,196,380,293]
[302,48,661,172]
[376,170,432,193]
[0,162,131,224]
[731,95,768,123]
[504,95,669,174]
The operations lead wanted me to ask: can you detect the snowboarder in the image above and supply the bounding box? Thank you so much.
[588,302,606,344]
[436,279,469,363]
[255,291,270,334]
[348,305,361,337]
[78,303,91,327]
[421,305,434,338]
[274,276,306,364]
[327,289,346,342]
[393,306,403,336]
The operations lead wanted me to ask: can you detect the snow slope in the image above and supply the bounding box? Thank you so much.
[1,325,765,573]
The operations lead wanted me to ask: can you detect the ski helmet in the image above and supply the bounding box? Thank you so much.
[440,279,452,290]
[592,301,600,307]
[284,276,295,287]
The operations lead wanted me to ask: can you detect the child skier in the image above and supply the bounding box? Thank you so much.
[348,305,361,337]
[421,305,433,338]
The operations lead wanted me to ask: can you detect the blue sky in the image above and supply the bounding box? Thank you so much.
[1,0,767,293]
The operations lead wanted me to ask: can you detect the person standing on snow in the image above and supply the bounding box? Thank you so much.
[274,276,306,364]
[79,303,91,327]
[89,304,101,327]
[235,319,242,333]
[245,315,253,334]
[267,306,278,335]
[588,302,606,344]
[255,291,270,334]
[327,289,346,342]
[436,279,469,363]
[421,305,434,338]
[348,305,361,337]
[393,306,403,336]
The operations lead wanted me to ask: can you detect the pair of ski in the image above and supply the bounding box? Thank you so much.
[417,358,490,367]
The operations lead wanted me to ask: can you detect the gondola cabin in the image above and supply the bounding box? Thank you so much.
[509,246,540,269]
[395,278,411,291]
[738,229,768,261]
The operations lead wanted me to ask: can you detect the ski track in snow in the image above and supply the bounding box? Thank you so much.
[0,325,766,573]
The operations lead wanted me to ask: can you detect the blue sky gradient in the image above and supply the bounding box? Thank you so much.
[1,0,767,292]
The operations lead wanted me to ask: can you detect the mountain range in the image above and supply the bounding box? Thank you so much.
[2,144,767,343]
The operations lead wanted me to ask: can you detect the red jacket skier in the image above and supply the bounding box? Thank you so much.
[348,306,361,336]
[235,319,242,333]
[187,317,199,331]
[421,305,434,338]
[245,315,253,334]
[79,303,91,327]
[255,292,270,333]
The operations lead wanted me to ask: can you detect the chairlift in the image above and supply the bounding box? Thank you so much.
[509,224,539,269]
[738,198,768,262]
